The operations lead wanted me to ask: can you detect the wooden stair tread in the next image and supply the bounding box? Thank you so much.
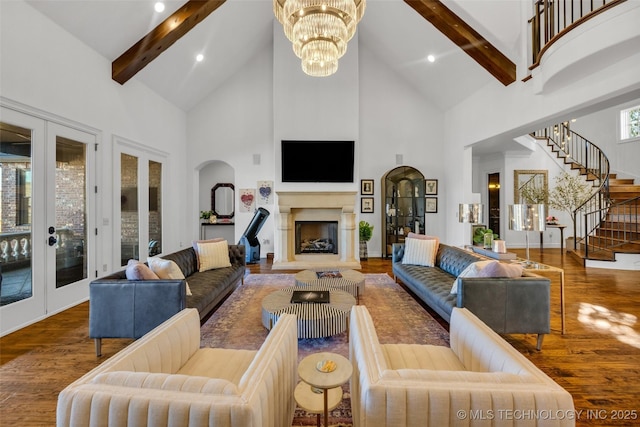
[568,248,616,262]
[609,178,635,185]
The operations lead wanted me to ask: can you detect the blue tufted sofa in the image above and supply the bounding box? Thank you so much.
[89,245,245,356]
[393,243,552,349]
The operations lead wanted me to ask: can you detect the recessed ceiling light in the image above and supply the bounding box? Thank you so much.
[196,54,204,62]
[427,55,436,63]
[154,2,165,13]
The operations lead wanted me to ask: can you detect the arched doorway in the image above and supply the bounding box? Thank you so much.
[381,166,426,257]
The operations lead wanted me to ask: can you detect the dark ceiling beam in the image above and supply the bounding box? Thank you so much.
[404,0,516,86]
[112,0,226,85]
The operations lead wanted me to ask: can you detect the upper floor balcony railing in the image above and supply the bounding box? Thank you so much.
[528,0,624,68]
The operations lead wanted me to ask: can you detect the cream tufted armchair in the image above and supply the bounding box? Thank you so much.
[349,305,575,427]
[58,309,298,427]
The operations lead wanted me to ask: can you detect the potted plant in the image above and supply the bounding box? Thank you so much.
[472,227,498,247]
[359,221,374,260]
[547,172,593,249]
[200,210,214,223]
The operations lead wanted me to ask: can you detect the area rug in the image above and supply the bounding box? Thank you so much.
[200,273,450,426]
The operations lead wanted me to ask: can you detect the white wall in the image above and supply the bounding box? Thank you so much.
[358,44,445,256]
[187,44,276,252]
[570,98,640,180]
[0,1,187,274]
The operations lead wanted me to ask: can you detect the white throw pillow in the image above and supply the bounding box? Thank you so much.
[147,257,192,296]
[450,260,523,294]
[195,240,231,272]
[402,237,438,267]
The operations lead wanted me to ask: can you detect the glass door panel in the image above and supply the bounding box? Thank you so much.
[55,137,87,288]
[120,154,139,266]
[0,122,34,305]
[148,160,162,257]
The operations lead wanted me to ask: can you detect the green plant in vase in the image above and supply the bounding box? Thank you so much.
[473,227,498,247]
[359,221,374,260]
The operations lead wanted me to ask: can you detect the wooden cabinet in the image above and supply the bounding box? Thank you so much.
[382,166,425,257]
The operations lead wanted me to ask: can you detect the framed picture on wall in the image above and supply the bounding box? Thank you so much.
[361,179,374,195]
[425,197,438,213]
[425,179,438,195]
[361,197,374,213]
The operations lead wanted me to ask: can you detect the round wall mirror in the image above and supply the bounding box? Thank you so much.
[211,183,235,219]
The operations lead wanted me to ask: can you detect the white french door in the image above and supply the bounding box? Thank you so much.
[45,122,96,313]
[114,137,165,267]
[0,106,96,335]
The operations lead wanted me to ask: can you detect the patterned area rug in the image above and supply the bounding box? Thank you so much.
[200,273,450,426]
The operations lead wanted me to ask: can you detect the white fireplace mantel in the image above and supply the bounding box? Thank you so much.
[273,191,361,270]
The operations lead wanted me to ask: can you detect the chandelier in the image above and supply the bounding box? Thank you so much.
[274,0,366,77]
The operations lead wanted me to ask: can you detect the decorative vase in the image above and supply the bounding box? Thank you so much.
[493,240,507,253]
[359,241,368,260]
[209,215,217,224]
[483,232,494,249]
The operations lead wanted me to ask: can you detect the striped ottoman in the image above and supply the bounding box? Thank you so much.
[294,269,365,304]
[261,287,355,339]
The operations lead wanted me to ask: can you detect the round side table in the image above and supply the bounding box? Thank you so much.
[294,382,343,427]
[298,352,352,427]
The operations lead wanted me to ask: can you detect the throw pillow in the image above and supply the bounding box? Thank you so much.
[192,238,225,270]
[402,237,438,267]
[450,260,524,294]
[194,239,231,272]
[406,232,440,247]
[147,257,192,296]
[480,261,524,279]
[125,259,159,280]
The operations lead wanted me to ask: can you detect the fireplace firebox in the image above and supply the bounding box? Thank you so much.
[295,221,338,254]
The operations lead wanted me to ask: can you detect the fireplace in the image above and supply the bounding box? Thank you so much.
[295,221,338,254]
[273,191,360,270]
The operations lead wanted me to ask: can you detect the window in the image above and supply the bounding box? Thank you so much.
[620,105,640,142]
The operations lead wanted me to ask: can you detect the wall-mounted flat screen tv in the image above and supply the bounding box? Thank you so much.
[281,140,355,183]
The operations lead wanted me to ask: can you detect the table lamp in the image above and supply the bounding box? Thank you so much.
[459,203,483,246]
[509,204,545,265]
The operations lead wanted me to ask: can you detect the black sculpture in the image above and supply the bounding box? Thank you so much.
[238,207,270,264]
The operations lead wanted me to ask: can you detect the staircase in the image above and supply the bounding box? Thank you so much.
[533,123,640,265]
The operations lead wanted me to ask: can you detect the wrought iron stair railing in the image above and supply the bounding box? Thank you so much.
[528,0,625,69]
[533,123,611,258]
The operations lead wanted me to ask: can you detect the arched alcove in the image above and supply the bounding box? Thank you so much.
[198,160,235,241]
[381,166,426,257]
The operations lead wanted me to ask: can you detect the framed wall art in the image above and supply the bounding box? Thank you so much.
[425,179,438,195]
[425,197,438,213]
[361,197,374,213]
[361,179,374,195]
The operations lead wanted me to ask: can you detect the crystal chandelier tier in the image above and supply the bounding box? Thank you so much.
[274,0,366,77]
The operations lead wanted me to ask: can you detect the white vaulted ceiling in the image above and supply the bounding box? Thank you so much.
[25,0,522,112]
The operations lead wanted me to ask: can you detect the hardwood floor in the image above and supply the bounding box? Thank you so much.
[1,249,639,426]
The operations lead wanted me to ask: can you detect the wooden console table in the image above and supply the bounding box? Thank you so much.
[539,224,567,252]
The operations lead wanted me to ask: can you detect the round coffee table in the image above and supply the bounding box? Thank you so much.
[294,269,365,304]
[261,287,355,339]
